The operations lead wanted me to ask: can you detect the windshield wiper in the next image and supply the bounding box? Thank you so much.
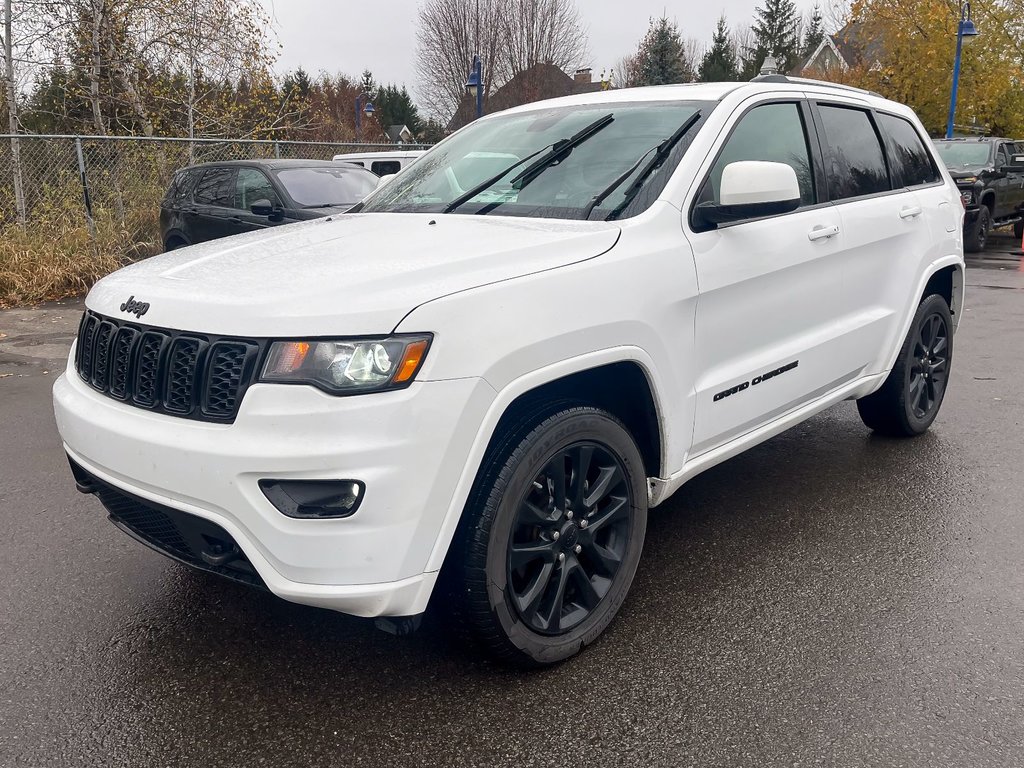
[592,110,702,222]
[442,112,615,214]
[304,203,348,208]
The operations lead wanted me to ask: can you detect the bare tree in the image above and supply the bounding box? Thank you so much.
[416,0,588,121]
[497,0,588,82]
[416,0,505,120]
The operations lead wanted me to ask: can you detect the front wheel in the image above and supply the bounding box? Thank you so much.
[447,406,648,667]
[964,206,990,252]
[857,294,953,437]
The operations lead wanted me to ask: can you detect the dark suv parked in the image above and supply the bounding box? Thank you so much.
[932,137,1024,251]
[160,159,379,250]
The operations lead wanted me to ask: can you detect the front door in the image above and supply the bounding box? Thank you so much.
[686,100,850,456]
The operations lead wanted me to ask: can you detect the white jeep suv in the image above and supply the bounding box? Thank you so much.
[54,78,964,667]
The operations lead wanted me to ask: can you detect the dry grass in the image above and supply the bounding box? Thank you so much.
[0,210,161,308]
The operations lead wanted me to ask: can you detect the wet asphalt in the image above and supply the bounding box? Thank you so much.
[1,241,1023,767]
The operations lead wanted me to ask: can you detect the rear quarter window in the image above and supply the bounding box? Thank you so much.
[877,113,941,187]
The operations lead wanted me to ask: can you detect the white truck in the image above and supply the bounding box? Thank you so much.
[55,77,964,667]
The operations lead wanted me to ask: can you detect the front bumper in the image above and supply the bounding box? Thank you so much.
[53,363,495,617]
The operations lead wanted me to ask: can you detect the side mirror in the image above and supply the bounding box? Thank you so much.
[1002,155,1024,172]
[376,173,396,187]
[695,161,801,228]
[250,199,284,221]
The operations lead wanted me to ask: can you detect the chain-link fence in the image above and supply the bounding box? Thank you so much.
[0,134,431,305]
[0,134,430,242]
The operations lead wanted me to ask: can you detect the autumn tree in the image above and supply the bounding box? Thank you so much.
[698,15,739,82]
[837,0,1024,137]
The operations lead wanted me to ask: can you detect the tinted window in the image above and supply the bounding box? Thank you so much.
[877,113,940,186]
[163,168,198,206]
[274,167,378,207]
[234,168,280,209]
[818,105,890,199]
[193,167,234,207]
[997,143,1010,167]
[370,160,402,175]
[702,102,815,207]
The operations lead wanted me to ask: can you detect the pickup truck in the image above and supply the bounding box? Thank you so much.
[933,137,1024,251]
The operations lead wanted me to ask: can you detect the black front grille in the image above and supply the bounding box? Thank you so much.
[74,310,263,423]
[69,457,266,590]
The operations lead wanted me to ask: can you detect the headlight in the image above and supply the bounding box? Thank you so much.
[260,335,432,394]
[957,176,978,184]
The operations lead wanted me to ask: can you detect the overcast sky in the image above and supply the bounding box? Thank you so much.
[263,0,821,97]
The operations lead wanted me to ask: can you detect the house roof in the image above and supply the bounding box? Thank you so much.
[799,20,885,74]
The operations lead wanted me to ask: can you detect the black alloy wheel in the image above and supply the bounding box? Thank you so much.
[907,312,949,420]
[507,442,632,635]
[857,293,954,437]
[445,405,647,667]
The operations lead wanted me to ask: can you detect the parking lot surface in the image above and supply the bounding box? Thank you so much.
[1,242,1022,767]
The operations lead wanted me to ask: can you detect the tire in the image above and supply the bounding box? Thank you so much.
[446,405,648,667]
[857,294,953,437]
[964,206,990,252]
[164,237,188,252]
[1014,219,1023,241]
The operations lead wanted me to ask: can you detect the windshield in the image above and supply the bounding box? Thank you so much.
[359,101,712,220]
[274,167,378,207]
[932,141,992,168]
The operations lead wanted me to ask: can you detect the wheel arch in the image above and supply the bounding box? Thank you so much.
[874,257,964,382]
[163,231,191,251]
[423,348,669,574]
[979,190,995,213]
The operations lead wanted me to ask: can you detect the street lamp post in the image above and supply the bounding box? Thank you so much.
[945,1,980,139]
[465,55,483,120]
[355,94,376,143]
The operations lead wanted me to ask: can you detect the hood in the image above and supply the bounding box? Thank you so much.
[88,213,621,336]
[948,166,990,181]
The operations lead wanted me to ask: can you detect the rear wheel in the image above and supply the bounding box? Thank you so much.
[964,206,990,252]
[447,406,647,667]
[1013,219,1023,241]
[857,294,953,437]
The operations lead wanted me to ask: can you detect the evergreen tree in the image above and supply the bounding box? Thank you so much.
[749,0,801,74]
[698,15,739,82]
[633,16,693,86]
[360,69,377,98]
[375,83,422,136]
[801,5,825,60]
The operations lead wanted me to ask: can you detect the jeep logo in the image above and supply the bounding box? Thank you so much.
[119,295,150,318]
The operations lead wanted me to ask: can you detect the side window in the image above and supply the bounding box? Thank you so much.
[163,169,197,206]
[193,167,234,207]
[876,113,940,187]
[817,105,891,200]
[234,168,280,209]
[702,102,815,208]
[996,144,1010,169]
[370,160,402,176]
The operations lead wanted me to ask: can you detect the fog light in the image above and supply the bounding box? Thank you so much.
[259,479,364,519]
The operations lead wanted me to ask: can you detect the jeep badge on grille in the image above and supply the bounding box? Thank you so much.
[120,295,150,318]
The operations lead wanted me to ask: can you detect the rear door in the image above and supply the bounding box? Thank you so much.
[189,167,238,243]
[812,101,934,375]
[686,98,848,455]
